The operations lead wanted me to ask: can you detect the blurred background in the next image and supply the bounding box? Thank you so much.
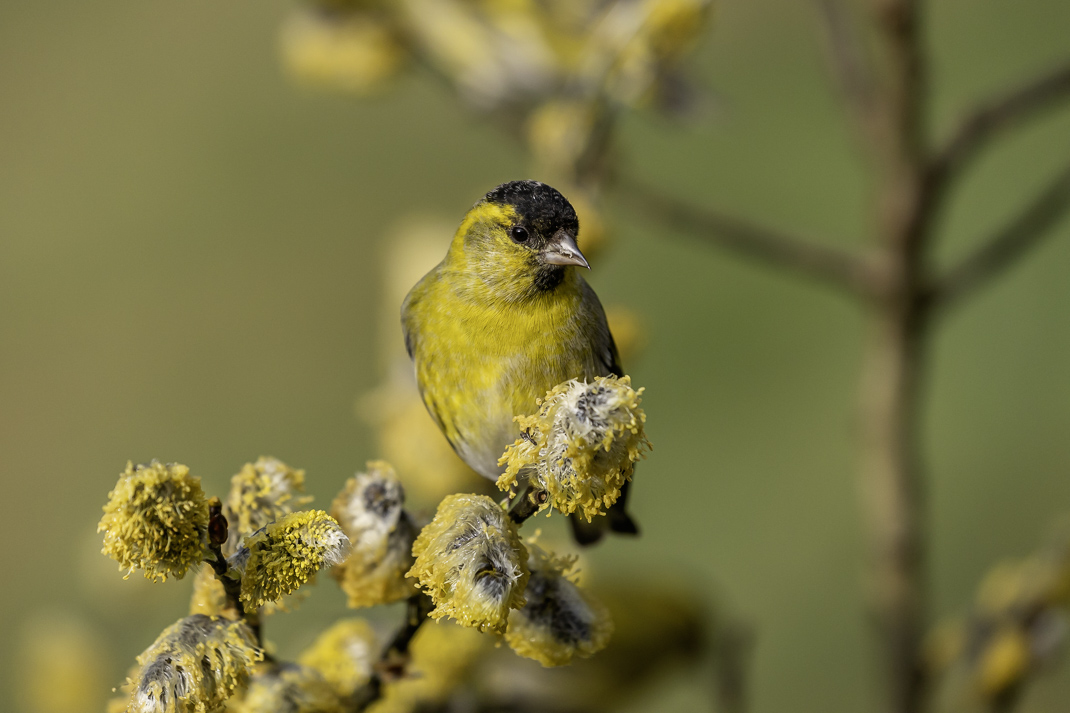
[2,0,1070,711]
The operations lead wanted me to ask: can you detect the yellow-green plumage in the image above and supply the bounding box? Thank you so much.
[401,182,620,481]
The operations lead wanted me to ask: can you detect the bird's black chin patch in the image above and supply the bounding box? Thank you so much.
[534,264,566,292]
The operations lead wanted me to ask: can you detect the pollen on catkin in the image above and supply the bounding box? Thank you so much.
[504,545,613,666]
[231,510,350,609]
[99,461,209,582]
[188,565,230,617]
[297,618,378,697]
[126,615,261,713]
[222,457,313,557]
[408,494,529,633]
[331,461,418,608]
[498,376,650,521]
[228,663,345,713]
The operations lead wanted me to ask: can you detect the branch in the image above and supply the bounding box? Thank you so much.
[615,179,877,297]
[205,499,266,649]
[814,0,880,133]
[349,593,433,712]
[930,61,1070,188]
[925,162,1070,310]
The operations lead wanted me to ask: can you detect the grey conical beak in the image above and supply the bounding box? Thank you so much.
[541,230,590,269]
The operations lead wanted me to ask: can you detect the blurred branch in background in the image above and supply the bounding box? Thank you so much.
[615,176,877,296]
[926,162,1070,311]
[929,61,1070,197]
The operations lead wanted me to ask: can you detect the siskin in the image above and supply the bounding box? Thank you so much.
[401,180,636,542]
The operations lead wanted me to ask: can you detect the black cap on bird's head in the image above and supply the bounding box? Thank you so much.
[483,180,589,271]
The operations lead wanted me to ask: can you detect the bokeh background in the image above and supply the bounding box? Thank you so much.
[2,0,1070,711]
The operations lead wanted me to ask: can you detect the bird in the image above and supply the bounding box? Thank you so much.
[401,180,636,543]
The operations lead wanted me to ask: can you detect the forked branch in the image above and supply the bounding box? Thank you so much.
[925,162,1070,310]
[930,61,1070,190]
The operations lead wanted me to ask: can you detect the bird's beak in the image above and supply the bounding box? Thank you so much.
[541,230,590,269]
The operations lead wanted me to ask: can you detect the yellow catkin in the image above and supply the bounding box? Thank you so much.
[18,612,105,713]
[526,99,597,178]
[280,10,405,94]
[229,663,346,713]
[234,510,350,609]
[331,461,418,608]
[99,461,209,582]
[504,545,613,666]
[408,494,529,633]
[976,626,1031,698]
[498,376,650,521]
[297,618,379,697]
[604,305,645,364]
[188,565,231,618]
[222,457,313,558]
[126,615,261,713]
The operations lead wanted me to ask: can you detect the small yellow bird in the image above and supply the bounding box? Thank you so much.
[401,180,635,542]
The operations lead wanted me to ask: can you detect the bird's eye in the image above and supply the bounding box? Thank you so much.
[510,226,529,243]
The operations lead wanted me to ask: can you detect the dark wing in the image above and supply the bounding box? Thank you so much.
[579,277,624,378]
[602,330,624,378]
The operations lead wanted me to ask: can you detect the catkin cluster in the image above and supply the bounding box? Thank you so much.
[222,457,313,557]
[505,545,613,667]
[230,510,350,609]
[330,461,419,608]
[499,375,650,521]
[126,615,261,713]
[408,494,529,633]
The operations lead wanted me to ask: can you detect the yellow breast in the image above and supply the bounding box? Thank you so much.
[403,268,609,479]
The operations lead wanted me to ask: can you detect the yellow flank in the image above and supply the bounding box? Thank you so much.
[402,197,618,479]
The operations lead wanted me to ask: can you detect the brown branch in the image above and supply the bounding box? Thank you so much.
[857,3,931,713]
[205,499,267,648]
[615,179,877,297]
[924,162,1070,310]
[929,61,1070,190]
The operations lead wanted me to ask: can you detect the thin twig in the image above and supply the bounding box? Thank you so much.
[929,61,1070,190]
[924,162,1070,310]
[205,500,266,647]
[712,621,754,713]
[205,545,245,617]
[615,178,877,296]
[349,593,434,712]
[814,0,880,134]
[506,477,546,524]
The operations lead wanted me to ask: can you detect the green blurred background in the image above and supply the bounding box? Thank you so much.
[2,0,1070,711]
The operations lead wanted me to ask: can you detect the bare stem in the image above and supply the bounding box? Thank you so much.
[857,296,928,713]
[205,543,245,617]
[859,2,931,712]
[814,0,881,140]
[925,162,1070,310]
[205,501,265,648]
[615,178,877,296]
[930,61,1070,191]
[506,477,547,524]
[349,593,434,712]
